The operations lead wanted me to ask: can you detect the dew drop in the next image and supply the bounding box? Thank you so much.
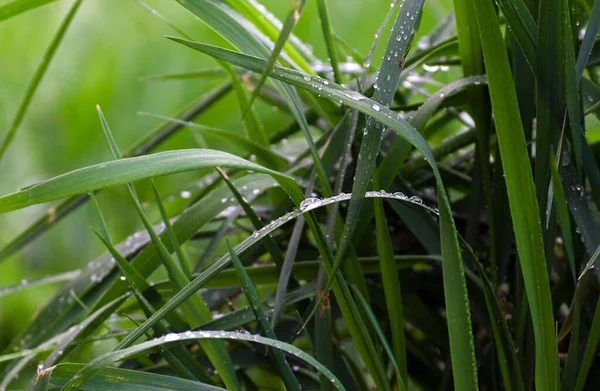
[164,333,179,342]
[409,195,422,203]
[180,190,192,199]
[299,197,321,211]
[302,74,312,82]
[372,103,381,112]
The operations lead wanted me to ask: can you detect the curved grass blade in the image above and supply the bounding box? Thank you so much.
[168,38,478,389]
[0,270,81,298]
[61,331,345,391]
[94,192,434,390]
[214,167,308,323]
[226,239,301,391]
[469,1,559,389]
[0,0,83,163]
[0,0,58,23]
[0,149,301,214]
[97,108,241,390]
[245,0,307,114]
[37,295,129,373]
[5,173,280,365]
[0,81,233,262]
[48,364,226,391]
[175,0,333,200]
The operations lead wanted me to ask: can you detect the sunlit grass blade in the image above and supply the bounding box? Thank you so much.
[226,239,301,391]
[0,82,232,262]
[48,364,227,391]
[36,295,128,374]
[0,0,58,23]
[0,0,83,163]
[469,1,559,389]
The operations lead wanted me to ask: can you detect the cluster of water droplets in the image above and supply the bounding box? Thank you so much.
[297,191,436,214]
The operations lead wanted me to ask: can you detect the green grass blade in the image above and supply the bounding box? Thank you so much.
[0,149,301,214]
[152,183,193,280]
[0,82,232,262]
[0,0,58,23]
[469,1,559,389]
[226,239,301,391]
[576,1,600,81]
[96,192,430,391]
[0,0,83,163]
[176,0,333,200]
[48,364,227,391]
[372,174,406,386]
[549,153,577,281]
[139,112,288,169]
[574,295,600,391]
[224,0,316,71]
[350,286,404,391]
[61,331,346,391]
[96,109,241,390]
[170,38,478,390]
[495,0,537,71]
[316,0,341,84]
[245,0,307,114]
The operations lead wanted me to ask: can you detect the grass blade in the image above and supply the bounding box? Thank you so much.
[61,331,346,391]
[169,37,478,390]
[0,82,233,262]
[0,0,83,163]
[245,0,307,114]
[96,107,241,390]
[48,364,226,391]
[0,0,58,23]
[0,149,301,215]
[350,286,404,391]
[226,239,301,391]
[469,1,560,389]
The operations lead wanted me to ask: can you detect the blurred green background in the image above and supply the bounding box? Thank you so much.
[0,0,451,347]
